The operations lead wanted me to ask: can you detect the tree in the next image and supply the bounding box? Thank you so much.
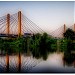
[63,28,75,65]
[39,33,52,60]
[63,28,75,40]
[30,33,42,58]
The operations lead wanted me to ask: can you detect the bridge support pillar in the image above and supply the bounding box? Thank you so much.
[18,11,22,72]
[6,14,10,72]
[18,11,22,37]
[64,24,66,33]
[74,24,75,32]
[6,14,10,35]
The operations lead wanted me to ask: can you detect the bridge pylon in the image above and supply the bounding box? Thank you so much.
[74,24,75,32]
[64,24,66,33]
[6,14,10,35]
[18,11,22,37]
[18,11,22,72]
[6,14,10,72]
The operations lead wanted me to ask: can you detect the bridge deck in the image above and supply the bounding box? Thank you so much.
[0,33,32,38]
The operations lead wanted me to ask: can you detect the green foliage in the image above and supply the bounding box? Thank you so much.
[0,37,28,54]
[50,38,57,52]
[63,28,75,40]
[30,33,57,60]
[63,28,75,65]
[60,38,68,52]
[0,28,75,62]
[0,33,60,60]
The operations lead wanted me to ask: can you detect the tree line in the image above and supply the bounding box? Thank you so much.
[0,33,57,60]
[0,28,75,62]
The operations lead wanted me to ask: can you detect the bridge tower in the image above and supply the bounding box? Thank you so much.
[18,11,22,72]
[18,11,22,37]
[64,24,66,33]
[6,14,10,72]
[74,24,75,32]
[6,14,10,35]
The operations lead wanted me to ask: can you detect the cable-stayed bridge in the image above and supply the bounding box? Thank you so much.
[0,11,75,38]
[0,11,45,38]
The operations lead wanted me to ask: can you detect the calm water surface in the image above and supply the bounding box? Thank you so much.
[0,52,75,73]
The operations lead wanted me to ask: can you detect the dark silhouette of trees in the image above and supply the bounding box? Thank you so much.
[30,33,57,60]
[63,28,75,64]
[63,28,75,40]
[0,32,57,60]
[0,28,74,63]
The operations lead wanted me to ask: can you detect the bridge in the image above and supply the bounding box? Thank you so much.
[0,11,75,38]
[0,11,45,38]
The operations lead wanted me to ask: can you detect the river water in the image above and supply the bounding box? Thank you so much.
[0,52,75,73]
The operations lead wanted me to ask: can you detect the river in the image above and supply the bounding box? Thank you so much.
[0,52,75,73]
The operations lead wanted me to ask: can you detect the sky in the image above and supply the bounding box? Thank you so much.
[0,1,74,33]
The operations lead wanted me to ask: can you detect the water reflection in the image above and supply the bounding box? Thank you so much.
[0,52,75,73]
[29,52,75,73]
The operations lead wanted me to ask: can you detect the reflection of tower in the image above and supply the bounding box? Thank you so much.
[18,11,22,72]
[6,14,10,72]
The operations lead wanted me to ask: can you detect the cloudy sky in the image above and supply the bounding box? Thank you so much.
[0,1,74,33]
